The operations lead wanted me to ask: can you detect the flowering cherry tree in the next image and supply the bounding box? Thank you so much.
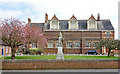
[24,24,47,48]
[0,17,47,59]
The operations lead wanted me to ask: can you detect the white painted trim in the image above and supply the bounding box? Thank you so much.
[45,30,114,31]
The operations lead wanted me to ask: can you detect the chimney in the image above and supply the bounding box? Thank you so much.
[28,18,31,23]
[44,13,48,31]
[97,13,100,21]
[45,13,48,23]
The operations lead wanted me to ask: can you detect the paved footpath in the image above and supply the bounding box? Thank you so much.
[1,69,119,72]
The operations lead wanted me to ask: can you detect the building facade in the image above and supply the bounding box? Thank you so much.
[29,13,114,54]
[0,41,11,56]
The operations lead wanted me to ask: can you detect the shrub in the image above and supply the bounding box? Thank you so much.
[23,48,30,54]
[29,47,43,54]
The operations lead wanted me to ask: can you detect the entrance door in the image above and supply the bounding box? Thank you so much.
[2,46,4,55]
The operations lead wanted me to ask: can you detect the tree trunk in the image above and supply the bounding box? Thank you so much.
[100,48,102,55]
[11,48,16,59]
[108,48,111,57]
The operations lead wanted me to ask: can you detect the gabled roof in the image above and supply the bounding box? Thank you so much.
[51,14,59,21]
[88,14,96,21]
[69,14,77,20]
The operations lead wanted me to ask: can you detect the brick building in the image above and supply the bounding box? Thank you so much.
[29,13,114,54]
[0,41,11,56]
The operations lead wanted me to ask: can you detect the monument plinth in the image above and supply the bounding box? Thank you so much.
[56,31,64,59]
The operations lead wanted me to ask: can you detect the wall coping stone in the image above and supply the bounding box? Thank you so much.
[2,59,119,63]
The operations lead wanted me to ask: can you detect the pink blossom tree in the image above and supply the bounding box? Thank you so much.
[24,24,47,48]
[0,17,47,59]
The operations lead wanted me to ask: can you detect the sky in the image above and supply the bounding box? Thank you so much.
[0,0,119,39]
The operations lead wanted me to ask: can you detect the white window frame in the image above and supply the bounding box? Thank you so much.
[6,46,8,53]
[106,32,110,38]
[74,42,80,48]
[2,46,4,49]
[32,43,37,48]
[55,41,59,48]
[93,42,98,48]
[48,41,54,48]
[9,47,11,53]
[66,41,72,48]
[85,42,91,48]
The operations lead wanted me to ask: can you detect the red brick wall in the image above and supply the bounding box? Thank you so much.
[43,31,114,54]
[2,59,119,70]
[44,48,57,54]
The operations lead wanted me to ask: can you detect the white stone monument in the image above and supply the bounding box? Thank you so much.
[56,31,64,59]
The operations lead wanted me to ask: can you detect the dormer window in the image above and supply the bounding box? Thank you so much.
[87,14,97,30]
[50,14,59,30]
[68,15,78,30]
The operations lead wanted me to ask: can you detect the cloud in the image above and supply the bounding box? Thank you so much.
[0,0,119,39]
[0,9,23,18]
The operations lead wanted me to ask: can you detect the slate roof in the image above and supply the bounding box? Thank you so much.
[30,23,44,31]
[30,20,114,31]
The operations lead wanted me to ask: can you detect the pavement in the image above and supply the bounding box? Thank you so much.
[1,69,119,72]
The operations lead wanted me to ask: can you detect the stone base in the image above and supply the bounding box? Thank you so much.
[56,46,64,59]
[56,53,64,59]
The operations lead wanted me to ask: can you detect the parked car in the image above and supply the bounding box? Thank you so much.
[85,50,98,55]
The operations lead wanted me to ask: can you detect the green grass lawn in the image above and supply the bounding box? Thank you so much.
[4,55,56,59]
[3,55,120,59]
[0,56,4,59]
[65,55,119,59]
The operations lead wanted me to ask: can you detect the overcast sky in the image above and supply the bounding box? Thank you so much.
[0,0,119,39]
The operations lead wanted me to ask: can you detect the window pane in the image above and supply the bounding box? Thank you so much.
[9,47,11,53]
[74,42,80,48]
[67,42,72,48]
[32,44,37,48]
[93,42,98,47]
[106,32,110,37]
[85,42,91,48]
[6,46,8,53]
[55,42,59,48]
[48,42,53,48]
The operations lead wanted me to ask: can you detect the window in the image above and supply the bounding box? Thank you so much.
[48,42,54,48]
[66,42,72,48]
[93,42,98,48]
[88,18,97,30]
[89,18,95,24]
[70,19,76,23]
[69,18,78,29]
[32,44,37,48]
[50,18,59,30]
[2,46,4,49]
[9,47,11,53]
[52,24,58,30]
[6,46,8,53]
[52,19,58,23]
[85,42,91,48]
[74,42,80,48]
[55,42,59,48]
[106,32,110,37]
